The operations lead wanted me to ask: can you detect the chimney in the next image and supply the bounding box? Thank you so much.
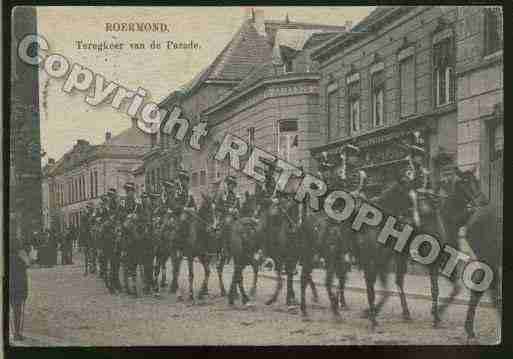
[345,20,353,31]
[252,9,266,36]
[105,130,112,142]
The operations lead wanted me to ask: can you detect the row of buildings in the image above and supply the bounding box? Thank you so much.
[43,6,502,233]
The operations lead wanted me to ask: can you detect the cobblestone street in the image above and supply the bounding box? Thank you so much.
[10,252,500,346]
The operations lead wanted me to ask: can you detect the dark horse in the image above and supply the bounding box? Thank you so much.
[431,169,502,340]
[216,192,264,305]
[261,194,306,309]
[354,175,416,328]
[168,193,217,301]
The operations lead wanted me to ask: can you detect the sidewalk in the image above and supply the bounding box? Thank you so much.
[258,266,495,307]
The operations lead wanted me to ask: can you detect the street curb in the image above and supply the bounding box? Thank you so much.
[258,273,494,308]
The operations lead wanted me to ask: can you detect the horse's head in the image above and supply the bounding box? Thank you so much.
[456,168,487,209]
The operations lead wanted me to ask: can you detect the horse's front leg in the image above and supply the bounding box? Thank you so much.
[286,260,298,307]
[336,259,349,310]
[465,290,484,341]
[395,257,411,321]
[169,250,181,294]
[364,266,378,329]
[199,254,211,299]
[300,261,311,318]
[265,259,283,305]
[236,263,250,305]
[430,265,441,327]
[187,256,195,301]
[325,258,340,319]
[249,259,259,298]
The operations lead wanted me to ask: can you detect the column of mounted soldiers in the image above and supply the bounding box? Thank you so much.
[79,168,246,297]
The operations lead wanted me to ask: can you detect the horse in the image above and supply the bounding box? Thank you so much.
[431,169,502,340]
[216,192,264,305]
[260,194,305,309]
[354,174,416,329]
[168,193,217,301]
[152,211,175,293]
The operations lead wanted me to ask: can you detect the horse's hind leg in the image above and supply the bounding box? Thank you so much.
[337,262,349,310]
[187,257,195,301]
[199,255,211,299]
[465,290,483,341]
[325,262,340,319]
[217,253,227,297]
[373,267,391,317]
[160,253,168,287]
[308,272,319,303]
[364,266,378,329]
[236,264,250,305]
[169,252,181,294]
[265,261,283,306]
[286,261,298,307]
[395,258,411,321]
[430,265,441,327]
[300,263,311,317]
[249,261,258,298]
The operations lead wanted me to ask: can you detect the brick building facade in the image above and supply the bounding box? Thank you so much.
[156,11,345,201]
[309,6,502,200]
[455,6,503,227]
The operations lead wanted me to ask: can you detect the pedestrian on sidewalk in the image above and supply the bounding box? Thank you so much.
[10,234,31,341]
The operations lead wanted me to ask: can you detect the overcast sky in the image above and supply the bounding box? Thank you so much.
[37,6,375,164]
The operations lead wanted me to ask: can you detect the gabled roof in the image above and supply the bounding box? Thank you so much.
[160,18,272,108]
[159,16,346,108]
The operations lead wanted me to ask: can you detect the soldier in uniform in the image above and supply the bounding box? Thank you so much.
[173,169,197,241]
[120,183,139,296]
[97,194,110,280]
[103,188,121,293]
[82,203,94,276]
[255,158,277,216]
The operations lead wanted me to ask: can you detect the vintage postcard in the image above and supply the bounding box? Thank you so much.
[8,5,502,346]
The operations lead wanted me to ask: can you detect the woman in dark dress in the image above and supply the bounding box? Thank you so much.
[10,236,30,341]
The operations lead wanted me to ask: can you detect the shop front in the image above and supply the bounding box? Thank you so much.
[312,119,436,197]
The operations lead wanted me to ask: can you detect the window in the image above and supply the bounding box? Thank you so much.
[371,70,385,127]
[277,119,299,162]
[484,6,503,56]
[284,58,293,73]
[347,74,361,134]
[399,54,415,117]
[90,171,94,198]
[200,170,207,186]
[94,170,98,198]
[191,172,199,187]
[433,38,455,107]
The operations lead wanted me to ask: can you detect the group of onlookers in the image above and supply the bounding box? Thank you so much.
[34,226,76,267]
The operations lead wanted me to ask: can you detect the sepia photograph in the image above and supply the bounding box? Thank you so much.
[7,5,503,347]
